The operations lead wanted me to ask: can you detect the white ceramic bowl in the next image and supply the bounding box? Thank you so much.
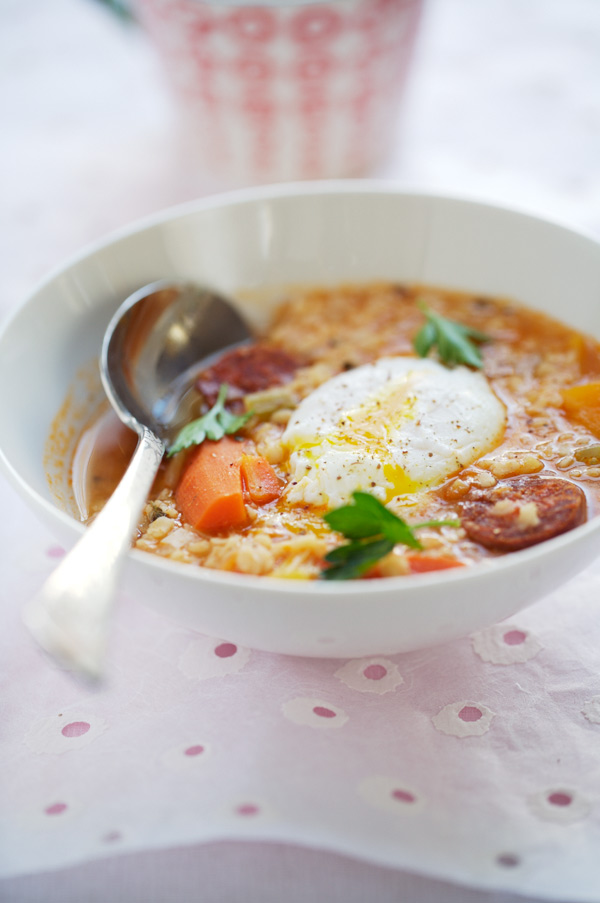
[2,183,600,658]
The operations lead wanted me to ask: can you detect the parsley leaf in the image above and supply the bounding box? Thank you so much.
[413,302,490,369]
[322,538,396,581]
[321,492,460,580]
[167,384,252,456]
[324,491,422,548]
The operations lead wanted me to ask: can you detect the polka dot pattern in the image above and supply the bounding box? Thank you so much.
[214,642,237,659]
[5,502,600,896]
[61,721,90,738]
[223,798,275,825]
[25,713,107,754]
[496,853,520,869]
[432,701,495,738]
[335,657,404,694]
[235,803,260,817]
[178,635,251,680]
[471,623,542,665]
[529,788,591,823]
[458,705,482,722]
[159,741,211,772]
[184,744,205,757]
[282,697,349,729]
[44,802,68,816]
[358,776,423,815]
[22,795,82,830]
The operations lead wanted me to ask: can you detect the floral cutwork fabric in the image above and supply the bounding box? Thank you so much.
[334,657,404,694]
[3,498,600,901]
[471,624,542,665]
[178,635,251,679]
[281,698,349,729]
[25,713,108,755]
[358,776,424,815]
[528,789,591,824]
[432,702,495,738]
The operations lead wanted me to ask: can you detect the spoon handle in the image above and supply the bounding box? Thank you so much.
[23,427,165,680]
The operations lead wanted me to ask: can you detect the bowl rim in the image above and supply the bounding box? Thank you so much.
[4,177,600,323]
[2,179,600,599]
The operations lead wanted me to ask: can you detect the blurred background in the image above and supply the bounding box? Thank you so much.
[3,0,600,314]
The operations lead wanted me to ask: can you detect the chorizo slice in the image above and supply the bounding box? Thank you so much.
[458,476,587,552]
[197,343,301,409]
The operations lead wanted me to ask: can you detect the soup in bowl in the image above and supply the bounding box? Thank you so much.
[1,184,600,657]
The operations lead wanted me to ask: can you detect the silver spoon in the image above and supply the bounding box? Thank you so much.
[24,280,251,679]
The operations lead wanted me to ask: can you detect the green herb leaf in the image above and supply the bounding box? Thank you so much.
[324,491,422,548]
[416,518,462,530]
[322,538,395,581]
[412,318,436,358]
[324,491,397,539]
[167,384,252,456]
[413,302,490,369]
[321,492,461,580]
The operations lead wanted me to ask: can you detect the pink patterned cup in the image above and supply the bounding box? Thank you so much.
[133,0,424,185]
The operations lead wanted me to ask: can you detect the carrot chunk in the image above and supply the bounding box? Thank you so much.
[406,554,464,573]
[570,335,600,377]
[561,382,600,437]
[240,454,281,505]
[175,436,248,533]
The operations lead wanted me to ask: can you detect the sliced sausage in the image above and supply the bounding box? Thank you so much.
[196,343,301,408]
[458,476,587,552]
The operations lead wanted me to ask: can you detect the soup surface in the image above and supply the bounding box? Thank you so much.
[72,282,600,579]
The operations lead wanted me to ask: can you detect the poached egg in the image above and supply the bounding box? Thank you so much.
[281,357,506,509]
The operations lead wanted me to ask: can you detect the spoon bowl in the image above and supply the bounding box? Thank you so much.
[102,280,251,441]
[23,281,251,679]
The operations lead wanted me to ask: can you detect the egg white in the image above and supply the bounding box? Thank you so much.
[281,357,506,509]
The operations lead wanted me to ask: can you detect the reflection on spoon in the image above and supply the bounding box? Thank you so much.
[23,281,251,679]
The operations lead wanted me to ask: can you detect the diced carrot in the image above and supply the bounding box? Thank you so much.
[240,454,281,505]
[570,335,600,377]
[175,436,248,533]
[561,382,600,437]
[406,553,465,573]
